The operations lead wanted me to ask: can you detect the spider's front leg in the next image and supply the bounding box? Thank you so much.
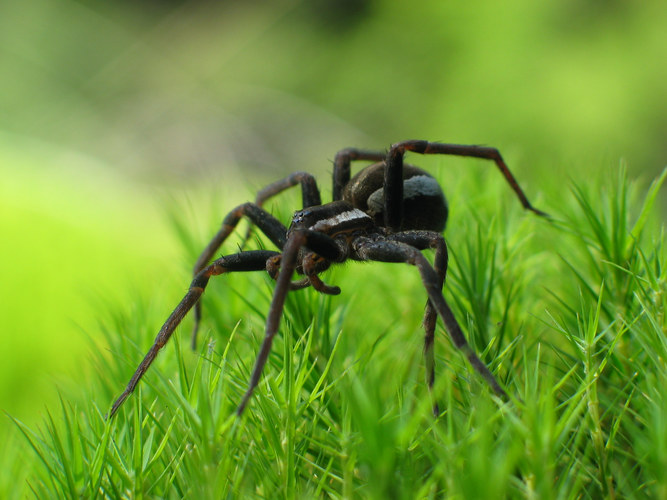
[353,235,509,404]
[240,172,323,248]
[190,203,286,349]
[236,228,344,416]
[108,250,279,418]
[191,173,323,349]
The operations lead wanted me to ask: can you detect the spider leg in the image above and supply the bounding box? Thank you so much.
[352,235,508,404]
[384,140,548,231]
[236,229,344,416]
[388,230,448,415]
[332,148,386,201]
[191,203,288,349]
[254,171,322,211]
[241,172,323,248]
[108,250,278,418]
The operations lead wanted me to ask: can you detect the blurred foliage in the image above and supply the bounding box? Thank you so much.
[0,138,177,420]
[0,0,665,184]
[0,0,665,491]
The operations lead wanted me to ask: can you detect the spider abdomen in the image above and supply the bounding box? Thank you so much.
[343,163,448,232]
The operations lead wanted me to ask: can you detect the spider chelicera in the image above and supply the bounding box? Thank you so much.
[109,140,547,418]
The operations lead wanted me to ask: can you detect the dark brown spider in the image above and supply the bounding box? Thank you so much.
[109,140,547,418]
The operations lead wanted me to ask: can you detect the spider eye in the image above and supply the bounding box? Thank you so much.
[290,210,306,228]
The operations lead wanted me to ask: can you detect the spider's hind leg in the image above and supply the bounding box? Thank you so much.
[388,231,448,416]
[383,140,548,231]
[353,235,508,409]
[332,148,386,201]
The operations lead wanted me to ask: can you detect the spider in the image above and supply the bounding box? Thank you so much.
[109,140,547,418]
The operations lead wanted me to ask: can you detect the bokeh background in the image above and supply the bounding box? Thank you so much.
[1,0,665,433]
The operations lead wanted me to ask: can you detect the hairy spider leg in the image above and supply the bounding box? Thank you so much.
[332,148,386,201]
[190,203,288,349]
[192,173,323,349]
[352,235,509,404]
[108,250,279,418]
[254,171,322,210]
[384,140,549,231]
[240,171,322,248]
[236,228,344,416]
[388,230,448,416]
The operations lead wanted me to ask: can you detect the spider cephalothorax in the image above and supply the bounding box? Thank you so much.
[109,140,546,418]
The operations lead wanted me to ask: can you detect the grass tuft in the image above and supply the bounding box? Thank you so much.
[7,164,667,498]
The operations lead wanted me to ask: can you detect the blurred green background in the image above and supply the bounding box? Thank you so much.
[0,0,665,430]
